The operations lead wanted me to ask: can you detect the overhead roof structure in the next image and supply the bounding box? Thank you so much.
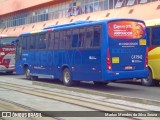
[0,0,160,36]
[145,18,160,27]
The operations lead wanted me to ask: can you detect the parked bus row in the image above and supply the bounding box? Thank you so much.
[0,18,159,87]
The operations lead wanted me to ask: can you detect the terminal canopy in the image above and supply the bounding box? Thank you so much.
[145,19,160,27]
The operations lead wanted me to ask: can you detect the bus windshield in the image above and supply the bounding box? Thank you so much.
[0,37,16,47]
[0,36,17,73]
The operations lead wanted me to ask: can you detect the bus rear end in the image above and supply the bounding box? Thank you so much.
[103,19,148,81]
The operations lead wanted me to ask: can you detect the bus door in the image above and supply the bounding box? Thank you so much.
[29,35,38,75]
[35,33,47,76]
[16,36,25,74]
[107,20,147,72]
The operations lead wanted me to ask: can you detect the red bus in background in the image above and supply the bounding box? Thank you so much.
[0,35,17,74]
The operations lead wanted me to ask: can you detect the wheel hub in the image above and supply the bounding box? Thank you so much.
[64,72,70,83]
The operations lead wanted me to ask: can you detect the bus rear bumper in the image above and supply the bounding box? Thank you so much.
[103,69,148,81]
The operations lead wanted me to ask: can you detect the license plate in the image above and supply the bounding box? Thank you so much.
[125,66,133,70]
[112,57,119,63]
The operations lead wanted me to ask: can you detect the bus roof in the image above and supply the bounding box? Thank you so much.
[44,18,144,30]
[20,18,145,36]
[0,35,17,39]
[0,34,8,38]
[145,18,160,27]
[43,20,95,30]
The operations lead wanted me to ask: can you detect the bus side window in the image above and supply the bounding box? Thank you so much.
[92,26,101,47]
[35,35,39,49]
[39,34,46,49]
[66,30,72,49]
[48,32,54,49]
[30,35,36,50]
[46,33,49,49]
[59,31,66,49]
[22,36,27,50]
[19,37,22,52]
[85,27,93,48]
[26,36,30,50]
[152,27,160,46]
[72,29,79,48]
[79,28,85,48]
[54,31,59,49]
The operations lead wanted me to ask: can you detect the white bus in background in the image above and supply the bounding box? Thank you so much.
[0,35,17,74]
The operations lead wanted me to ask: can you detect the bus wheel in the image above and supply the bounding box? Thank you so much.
[6,71,13,74]
[141,69,155,86]
[62,68,75,86]
[31,76,38,81]
[25,67,31,80]
[93,81,109,86]
[154,81,160,86]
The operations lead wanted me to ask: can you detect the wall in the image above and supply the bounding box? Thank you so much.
[0,0,67,16]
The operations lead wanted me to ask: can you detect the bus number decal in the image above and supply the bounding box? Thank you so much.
[131,55,143,63]
[131,55,143,59]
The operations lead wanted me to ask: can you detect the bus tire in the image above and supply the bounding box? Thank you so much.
[154,80,159,86]
[24,67,31,80]
[93,81,109,86]
[62,68,75,86]
[31,76,38,81]
[141,69,155,86]
[6,71,13,74]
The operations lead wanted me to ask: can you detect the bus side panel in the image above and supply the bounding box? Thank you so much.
[148,47,160,80]
[101,22,109,80]
[29,50,61,78]
[16,51,30,74]
[71,49,102,81]
[27,50,102,81]
[34,50,102,81]
[16,60,25,74]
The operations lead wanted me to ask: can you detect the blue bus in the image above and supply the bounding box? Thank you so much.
[16,19,148,86]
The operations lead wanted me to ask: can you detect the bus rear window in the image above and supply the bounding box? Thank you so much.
[108,20,146,39]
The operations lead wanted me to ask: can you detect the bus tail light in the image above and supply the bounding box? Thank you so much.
[106,49,112,70]
[145,49,148,68]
